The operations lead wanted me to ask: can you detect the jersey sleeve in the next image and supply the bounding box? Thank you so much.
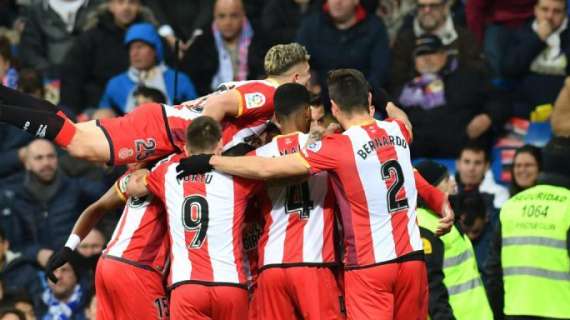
[233,82,274,118]
[415,170,446,217]
[385,118,412,144]
[145,162,170,202]
[298,135,345,174]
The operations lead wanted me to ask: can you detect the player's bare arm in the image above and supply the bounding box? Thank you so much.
[125,168,151,198]
[46,184,125,282]
[70,184,125,241]
[199,89,242,122]
[210,153,310,180]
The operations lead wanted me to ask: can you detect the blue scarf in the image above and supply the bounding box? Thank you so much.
[42,284,83,320]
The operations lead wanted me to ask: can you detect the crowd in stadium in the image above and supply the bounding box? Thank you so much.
[0,0,569,319]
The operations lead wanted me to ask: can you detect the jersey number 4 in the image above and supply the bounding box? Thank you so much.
[286,182,314,219]
[182,195,209,249]
[381,160,409,213]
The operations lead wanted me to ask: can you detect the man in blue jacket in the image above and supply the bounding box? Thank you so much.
[98,22,197,115]
[0,139,105,268]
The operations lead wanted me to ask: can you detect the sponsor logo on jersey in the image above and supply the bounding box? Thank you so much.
[306,141,322,153]
[128,194,153,208]
[244,92,266,109]
[119,148,134,160]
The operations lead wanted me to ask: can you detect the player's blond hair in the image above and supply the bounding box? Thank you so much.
[264,43,310,76]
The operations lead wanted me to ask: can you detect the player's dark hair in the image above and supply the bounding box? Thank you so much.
[0,36,13,63]
[17,68,44,97]
[327,69,370,114]
[0,226,5,242]
[274,83,310,121]
[186,116,222,154]
[459,140,490,163]
[451,191,487,227]
[133,86,166,104]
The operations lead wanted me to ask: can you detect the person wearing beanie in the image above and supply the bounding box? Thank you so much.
[415,160,493,320]
[97,22,197,116]
[40,251,90,320]
[485,137,570,320]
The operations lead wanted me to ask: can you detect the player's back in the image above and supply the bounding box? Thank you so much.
[145,155,259,288]
[306,119,421,268]
[254,132,337,268]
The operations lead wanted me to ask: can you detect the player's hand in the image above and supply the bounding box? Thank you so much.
[176,154,214,179]
[466,113,492,139]
[435,200,454,236]
[46,247,72,283]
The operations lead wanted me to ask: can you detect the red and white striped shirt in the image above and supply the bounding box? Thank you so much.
[165,79,278,152]
[254,133,337,269]
[146,155,260,288]
[299,119,422,268]
[104,190,169,272]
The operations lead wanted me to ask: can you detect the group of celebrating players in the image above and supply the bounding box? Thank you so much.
[0,43,454,320]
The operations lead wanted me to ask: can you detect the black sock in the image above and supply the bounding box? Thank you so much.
[0,103,65,140]
[0,84,62,114]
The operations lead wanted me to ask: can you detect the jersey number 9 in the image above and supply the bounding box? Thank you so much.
[182,195,209,249]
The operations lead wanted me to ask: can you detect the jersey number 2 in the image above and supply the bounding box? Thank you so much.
[182,195,209,249]
[381,160,409,213]
[286,182,314,219]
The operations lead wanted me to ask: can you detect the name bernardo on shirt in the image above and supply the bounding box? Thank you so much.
[357,135,408,160]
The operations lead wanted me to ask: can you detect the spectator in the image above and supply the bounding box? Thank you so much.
[59,0,159,115]
[454,142,510,210]
[415,160,493,320]
[0,36,17,89]
[39,257,89,320]
[12,298,34,320]
[76,229,104,258]
[0,139,105,266]
[452,191,496,276]
[98,23,197,115]
[504,0,569,118]
[143,0,212,54]
[0,309,25,320]
[0,228,42,309]
[389,0,485,93]
[395,34,509,158]
[181,0,265,96]
[18,0,102,78]
[260,0,321,47]
[0,69,44,182]
[374,0,417,45]
[296,0,391,93]
[466,0,535,79]
[132,85,166,105]
[510,144,542,196]
[485,137,570,320]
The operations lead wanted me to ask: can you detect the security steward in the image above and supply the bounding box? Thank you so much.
[416,160,493,320]
[486,137,570,320]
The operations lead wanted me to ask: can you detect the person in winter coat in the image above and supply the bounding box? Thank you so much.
[18,0,102,78]
[59,0,158,114]
[98,23,197,115]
